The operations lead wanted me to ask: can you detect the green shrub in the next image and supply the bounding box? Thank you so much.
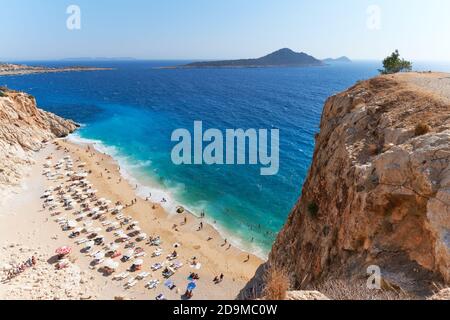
[379,50,412,74]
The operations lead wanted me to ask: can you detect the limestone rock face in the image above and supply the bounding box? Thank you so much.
[269,73,450,296]
[0,88,78,189]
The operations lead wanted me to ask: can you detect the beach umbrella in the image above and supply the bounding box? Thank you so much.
[83,220,93,227]
[125,249,135,258]
[55,246,72,256]
[104,259,119,270]
[115,230,125,236]
[94,251,105,260]
[67,220,78,228]
[133,259,144,266]
[84,241,95,248]
[187,282,197,291]
[107,243,119,251]
[114,205,123,211]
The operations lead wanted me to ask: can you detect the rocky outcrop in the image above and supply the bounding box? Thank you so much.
[285,291,329,300]
[252,73,450,298]
[0,88,78,189]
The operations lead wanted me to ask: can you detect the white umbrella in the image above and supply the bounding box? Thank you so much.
[125,249,135,257]
[115,230,125,237]
[107,243,119,251]
[133,259,144,266]
[84,221,93,227]
[67,220,77,228]
[137,233,148,240]
[114,205,123,211]
[104,259,119,270]
[94,251,105,260]
[84,241,95,248]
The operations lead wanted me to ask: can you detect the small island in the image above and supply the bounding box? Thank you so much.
[322,56,352,63]
[170,48,325,69]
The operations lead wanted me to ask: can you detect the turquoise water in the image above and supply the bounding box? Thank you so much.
[7,60,444,257]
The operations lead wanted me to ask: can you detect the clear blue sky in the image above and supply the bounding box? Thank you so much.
[1,0,449,61]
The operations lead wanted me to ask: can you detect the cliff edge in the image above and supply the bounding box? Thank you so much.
[0,87,78,191]
[244,72,450,299]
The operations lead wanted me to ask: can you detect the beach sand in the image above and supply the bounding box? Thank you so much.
[0,139,262,300]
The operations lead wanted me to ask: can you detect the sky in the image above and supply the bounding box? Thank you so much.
[1,0,449,61]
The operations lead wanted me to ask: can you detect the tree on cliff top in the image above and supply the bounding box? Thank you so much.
[379,50,412,74]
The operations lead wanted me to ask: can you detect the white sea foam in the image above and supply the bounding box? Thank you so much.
[67,132,268,259]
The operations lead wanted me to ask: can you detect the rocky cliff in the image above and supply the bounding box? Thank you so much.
[0,87,78,190]
[245,72,450,299]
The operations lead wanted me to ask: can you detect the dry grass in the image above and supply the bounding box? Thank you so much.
[263,266,290,300]
[415,122,431,136]
[313,279,411,300]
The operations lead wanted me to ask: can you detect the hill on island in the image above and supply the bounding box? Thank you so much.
[179,48,324,68]
[323,56,352,63]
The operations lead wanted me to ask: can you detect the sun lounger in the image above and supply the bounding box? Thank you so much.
[171,261,183,270]
[156,293,166,300]
[146,279,160,289]
[151,263,163,271]
[136,272,150,280]
[125,278,138,289]
[164,279,176,290]
[152,249,162,257]
[134,252,146,258]
[113,272,129,281]
[76,238,88,245]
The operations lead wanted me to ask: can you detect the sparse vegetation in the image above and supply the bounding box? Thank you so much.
[263,265,290,300]
[415,122,431,136]
[379,50,412,74]
[307,201,319,218]
[313,279,410,300]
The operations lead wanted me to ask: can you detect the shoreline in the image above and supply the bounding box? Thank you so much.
[0,64,114,77]
[67,133,271,260]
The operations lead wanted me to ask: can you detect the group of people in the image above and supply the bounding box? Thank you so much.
[2,256,37,281]
[213,273,224,284]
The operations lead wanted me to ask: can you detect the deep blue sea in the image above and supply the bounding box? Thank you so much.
[2,60,448,257]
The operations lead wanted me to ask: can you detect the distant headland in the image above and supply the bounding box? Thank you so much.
[166,48,326,69]
[0,63,113,77]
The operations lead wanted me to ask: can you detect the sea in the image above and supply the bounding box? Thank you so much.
[2,60,449,258]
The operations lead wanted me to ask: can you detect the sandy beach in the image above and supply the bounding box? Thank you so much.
[0,138,262,300]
